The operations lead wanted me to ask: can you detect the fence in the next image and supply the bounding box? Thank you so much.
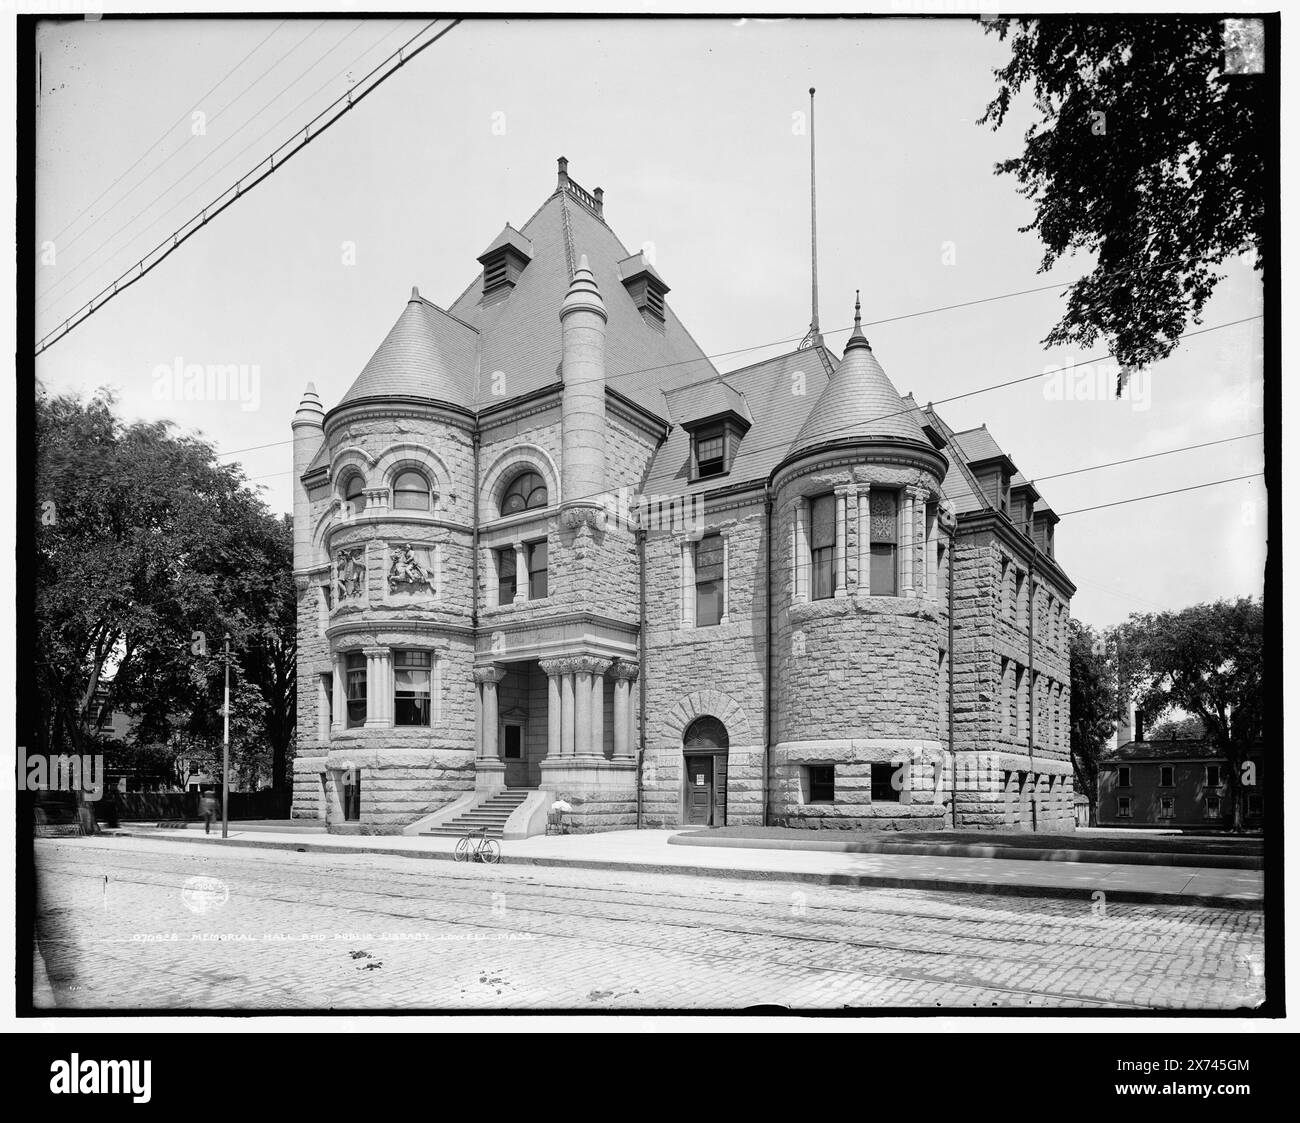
[104,789,290,823]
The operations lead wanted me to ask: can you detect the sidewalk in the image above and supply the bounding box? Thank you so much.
[103,825,1263,908]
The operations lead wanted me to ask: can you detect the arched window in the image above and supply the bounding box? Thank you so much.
[392,469,431,511]
[501,470,548,515]
[683,716,729,750]
[342,472,365,511]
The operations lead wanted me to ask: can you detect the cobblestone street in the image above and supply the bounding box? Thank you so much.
[31,836,1265,1011]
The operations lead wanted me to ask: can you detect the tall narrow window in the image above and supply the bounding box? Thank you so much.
[322,673,333,730]
[869,491,898,596]
[342,769,361,821]
[394,650,432,727]
[343,473,365,515]
[528,540,548,600]
[810,494,837,601]
[694,533,724,626]
[393,470,430,511]
[345,653,366,728]
[497,547,518,605]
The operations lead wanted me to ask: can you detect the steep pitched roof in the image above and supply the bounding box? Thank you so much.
[642,347,836,496]
[336,292,479,409]
[447,186,718,413]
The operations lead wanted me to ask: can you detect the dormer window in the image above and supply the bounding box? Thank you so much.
[684,409,751,483]
[618,252,670,326]
[477,225,533,301]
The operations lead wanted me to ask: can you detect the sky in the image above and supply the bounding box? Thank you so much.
[32,15,1266,630]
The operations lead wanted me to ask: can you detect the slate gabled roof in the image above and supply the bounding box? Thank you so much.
[642,346,836,496]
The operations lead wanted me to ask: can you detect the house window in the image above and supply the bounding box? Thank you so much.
[1117,796,1131,818]
[810,493,837,600]
[527,540,548,600]
[693,425,727,479]
[1205,795,1221,819]
[1118,766,1132,788]
[393,650,432,727]
[342,472,365,514]
[1206,765,1221,788]
[1159,765,1174,787]
[497,547,518,604]
[868,491,898,596]
[392,469,430,511]
[871,761,901,803]
[322,673,333,729]
[808,765,835,803]
[1247,795,1263,816]
[1158,796,1174,819]
[694,533,724,626]
[503,723,523,761]
[501,470,548,515]
[344,653,366,728]
[1014,570,1026,627]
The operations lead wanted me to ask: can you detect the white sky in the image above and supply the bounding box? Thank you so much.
[32,14,1266,629]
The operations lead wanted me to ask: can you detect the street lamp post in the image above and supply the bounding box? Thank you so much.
[222,633,230,840]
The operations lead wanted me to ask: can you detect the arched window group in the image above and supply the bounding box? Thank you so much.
[501,470,548,515]
[392,469,431,511]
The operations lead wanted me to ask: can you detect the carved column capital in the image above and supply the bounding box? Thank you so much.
[609,659,640,682]
[472,663,508,685]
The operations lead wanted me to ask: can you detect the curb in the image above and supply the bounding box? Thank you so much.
[666,833,1265,870]
[103,828,1263,910]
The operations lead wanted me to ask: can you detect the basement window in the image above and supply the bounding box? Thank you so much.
[808,765,835,803]
[871,761,901,803]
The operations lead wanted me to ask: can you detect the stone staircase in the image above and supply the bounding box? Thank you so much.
[420,789,531,839]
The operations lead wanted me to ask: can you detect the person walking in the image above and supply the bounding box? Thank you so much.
[199,789,219,835]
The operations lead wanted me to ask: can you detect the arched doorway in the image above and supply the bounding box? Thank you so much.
[682,716,729,827]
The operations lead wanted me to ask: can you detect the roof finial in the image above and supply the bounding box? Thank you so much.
[844,289,872,353]
[798,87,823,351]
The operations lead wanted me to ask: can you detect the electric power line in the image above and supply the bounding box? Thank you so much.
[38,19,386,315]
[216,313,1263,472]
[34,19,460,356]
[41,18,290,249]
[1054,474,1263,517]
[1032,432,1262,483]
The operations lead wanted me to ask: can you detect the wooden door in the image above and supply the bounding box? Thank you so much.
[685,755,714,826]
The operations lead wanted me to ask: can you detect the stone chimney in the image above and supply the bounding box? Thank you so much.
[557,155,569,190]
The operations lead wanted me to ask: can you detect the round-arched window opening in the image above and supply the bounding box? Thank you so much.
[683,716,729,750]
[342,472,365,510]
[501,470,548,515]
[392,469,431,511]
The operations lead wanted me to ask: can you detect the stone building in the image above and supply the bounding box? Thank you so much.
[290,159,1076,836]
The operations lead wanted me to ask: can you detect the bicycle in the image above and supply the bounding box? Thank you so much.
[454,826,501,864]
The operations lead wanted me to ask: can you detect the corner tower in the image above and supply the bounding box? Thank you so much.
[769,296,950,829]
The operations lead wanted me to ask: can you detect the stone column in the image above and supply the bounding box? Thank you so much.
[834,488,849,598]
[793,496,809,602]
[539,658,565,762]
[473,665,507,760]
[560,668,576,756]
[513,541,527,604]
[574,666,592,756]
[927,502,939,600]
[364,648,391,728]
[610,661,639,761]
[590,659,609,758]
[856,485,870,597]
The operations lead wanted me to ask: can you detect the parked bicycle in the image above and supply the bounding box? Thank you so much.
[454,826,501,864]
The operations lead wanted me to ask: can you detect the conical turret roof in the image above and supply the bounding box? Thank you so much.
[787,296,929,457]
[336,289,479,409]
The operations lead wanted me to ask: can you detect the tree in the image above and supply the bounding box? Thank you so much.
[1147,715,1205,741]
[35,386,296,791]
[979,17,1265,369]
[1067,618,1115,806]
[1114,598,1263,831]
